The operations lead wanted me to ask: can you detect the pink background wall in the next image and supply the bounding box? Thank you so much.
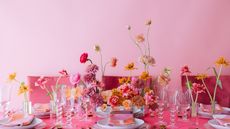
[0,0,230,108]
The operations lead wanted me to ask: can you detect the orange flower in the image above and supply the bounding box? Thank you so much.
[8,72,16,82]
[139,71,150,80]
[118,77,131,84]
[125,62,137,71]
[215,57,229,67]
[196,73,208,80]
[111,57,118,67]
[122,100,132,110]
[131,95,145,108]
[135,34,145,43]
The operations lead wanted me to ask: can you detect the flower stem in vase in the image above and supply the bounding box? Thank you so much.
[191,102,198,126]
[211,101,216,114]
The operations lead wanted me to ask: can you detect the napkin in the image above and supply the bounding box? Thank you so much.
[2,113,34,127]
[33,103,50,113]
[200,103,223,113]
[215,116,230,127]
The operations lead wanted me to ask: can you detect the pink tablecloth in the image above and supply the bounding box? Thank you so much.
[40,112,213,129]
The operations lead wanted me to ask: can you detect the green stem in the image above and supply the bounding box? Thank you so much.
[55,76,62,92]
[146,26,151,56]
[99,51,104,76]
[103,61,110,76]
[212,65,222,104]
[201,79,213,102]
[128,31,144,56]
[185,75,194,103]
[24,92,28,102]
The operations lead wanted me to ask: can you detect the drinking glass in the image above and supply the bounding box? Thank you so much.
[177,90,191,121]
[156,86,168,125]
[0,86,11,118]
[167,90,178,128]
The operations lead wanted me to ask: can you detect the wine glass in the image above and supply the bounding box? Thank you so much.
[177,90,191,121]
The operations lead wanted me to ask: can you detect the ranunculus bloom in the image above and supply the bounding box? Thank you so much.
[80,53,88,63]
[109,95,120,106]
[192,83,205,94]
[181,65,191,75]
[136,34,145,43]
[158,74,170,86]
[59,69,69,76]
[69,73,81,85]
[35,77,48,89]
[110,57,118,67]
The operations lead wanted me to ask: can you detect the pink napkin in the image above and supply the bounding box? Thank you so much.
[215,116,230,127]
[2,113,34,127]
[200,103,223,113]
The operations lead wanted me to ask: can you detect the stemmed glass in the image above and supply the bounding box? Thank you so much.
[177,90,191,121]
[167,90,178,128]
[0,86,11,119]
[156,86,168,125]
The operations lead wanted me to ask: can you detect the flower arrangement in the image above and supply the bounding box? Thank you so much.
[94,44,118,77]
[8,73,31,102]
[195,57,229,114]
[127,19,156,73]
[69,52,104,107]
[35,69,69,101]
[158,68,171,87]
[181,65,206,116]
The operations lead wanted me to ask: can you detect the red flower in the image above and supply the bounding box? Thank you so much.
[181,65,191,75]
[80,53,88,63]
[192,83,205,94]
[59,69,69,76]
[109,95,120,106]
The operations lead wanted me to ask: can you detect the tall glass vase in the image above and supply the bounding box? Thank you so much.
[22,92,32,116]
[211,101,216,114]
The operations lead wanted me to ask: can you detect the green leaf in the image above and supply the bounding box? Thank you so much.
[212,67,223,89]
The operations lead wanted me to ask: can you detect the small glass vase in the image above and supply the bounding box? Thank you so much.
[191,102,198,126]
[211,101,216,114]
[50,100,57,120]
[23,101,32,116]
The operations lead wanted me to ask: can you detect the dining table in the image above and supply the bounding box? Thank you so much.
[37,111,215,129]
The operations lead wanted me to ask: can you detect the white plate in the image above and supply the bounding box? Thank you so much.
[97,118,144,129]
[96,106,142,118]
[0,118,43,129]
[208,119,230,129]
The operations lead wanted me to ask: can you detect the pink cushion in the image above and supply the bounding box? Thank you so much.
[27,76,72,104]
[181,75,230,107]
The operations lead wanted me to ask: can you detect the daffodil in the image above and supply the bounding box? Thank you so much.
[18,82,29,95]
[215,57,229,67]
[125,62,137,71]
[94,45,101,52]
[196,73,208,80]
[8,72,16,82]
[139,71,150,80]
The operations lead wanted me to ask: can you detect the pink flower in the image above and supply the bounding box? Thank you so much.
[59,69,69,77]
[83,73,96,84]
[192,83,205,94]
[131,77,144,89]
[181,65,191,75]
[90,94,104,107]
[69,73,81,85]
[80,53,88,63]
[111,57,118,67]
[85,64,99,74]
[35,77,48,89]
[144,90,158,106]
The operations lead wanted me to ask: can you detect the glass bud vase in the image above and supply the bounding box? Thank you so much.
[23,100,32,116]
[211,101,216,114]
[191,102,198,126]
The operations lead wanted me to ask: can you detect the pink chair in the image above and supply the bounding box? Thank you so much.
[102,75,153,90]
[181,75,230,107]
[27,76,72,104]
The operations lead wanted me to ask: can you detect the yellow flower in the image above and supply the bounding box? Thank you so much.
[111,88,122,97]
[144,87,151,93]
[196,73,208,80]
[18,82,29,95]
[145,20,152,26]
[122,100,132,110]
[8,72,16,82]
[125,62,137,71]
[216,57,229,67]
[139,71,150,80]
[118,77,131,84]
[94,45,101,52]
[135,34,145,43]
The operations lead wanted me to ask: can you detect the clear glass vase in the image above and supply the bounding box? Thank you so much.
[191,102,198,126]
[23,101,32,116]
[211,101,216,114]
